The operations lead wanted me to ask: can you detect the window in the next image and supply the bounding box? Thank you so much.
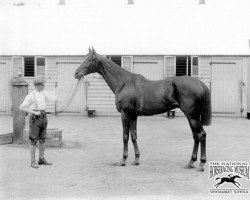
[191,57,199,77]
[36,57,46,77]
[176,56,191,76]
[23,57,46,77]
[107,56,121,67]
[24,57,35,77]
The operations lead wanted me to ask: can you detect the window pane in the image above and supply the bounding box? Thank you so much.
[37,58,45,66]
[110,56,121,67]
[24,57,35,77]
[37,66,45,77]
[192,66,199,76]
[192,57,198,66]
[176,57,187,76]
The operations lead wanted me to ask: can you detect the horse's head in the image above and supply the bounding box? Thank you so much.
[74,47,100,79]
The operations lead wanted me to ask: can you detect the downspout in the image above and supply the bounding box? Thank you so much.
[84,78,89,113]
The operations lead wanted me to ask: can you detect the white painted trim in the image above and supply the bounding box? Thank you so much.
[163,56,176,77]
[191,56,200,77]
[35,56,47,78]
[121,56,133,72]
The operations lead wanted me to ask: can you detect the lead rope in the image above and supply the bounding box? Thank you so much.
[47,77,84,115]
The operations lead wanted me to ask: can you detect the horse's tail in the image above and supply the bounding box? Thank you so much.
[200,81,212,126]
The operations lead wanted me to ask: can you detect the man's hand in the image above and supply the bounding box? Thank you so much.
[34,111,41,116]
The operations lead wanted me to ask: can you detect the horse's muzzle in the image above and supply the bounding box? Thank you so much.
[74,72,83,79]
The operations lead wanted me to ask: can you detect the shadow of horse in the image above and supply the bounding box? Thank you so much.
[214,174,241,188]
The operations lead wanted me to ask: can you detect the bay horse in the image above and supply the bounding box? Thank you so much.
[75,47,211,171]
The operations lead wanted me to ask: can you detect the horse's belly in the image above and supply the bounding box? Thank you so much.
[137,101,176,116]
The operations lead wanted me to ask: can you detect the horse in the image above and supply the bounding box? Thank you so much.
[214,174,241,188]
[75,47,211,171]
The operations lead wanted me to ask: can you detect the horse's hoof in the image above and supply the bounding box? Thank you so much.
[197,166,205,172]
[132,161,140,165]
[115,161,126,166]
[186,163,195,169]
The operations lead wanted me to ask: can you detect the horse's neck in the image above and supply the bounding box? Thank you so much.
[98,57,132,94]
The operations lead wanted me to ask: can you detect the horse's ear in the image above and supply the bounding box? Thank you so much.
[88,47,91,53]
[92,47,97,54]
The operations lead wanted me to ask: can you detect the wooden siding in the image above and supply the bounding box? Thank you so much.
[2,55,249,117]
[56,57,86,115]
[13,56,23,76]
[86,56,133,117]
[198,57,212,85]
[0,56,12,115]
[133,57,164,80]
[86,74,119,116]
[11,56,86,114]
[211,57,243,117]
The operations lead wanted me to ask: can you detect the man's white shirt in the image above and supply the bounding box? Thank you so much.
[20,90,57,110]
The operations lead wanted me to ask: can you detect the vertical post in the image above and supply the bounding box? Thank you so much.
[11,73,28,144]
[55,81,58,115]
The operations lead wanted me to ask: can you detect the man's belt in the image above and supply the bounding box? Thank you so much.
[33,110,46,114]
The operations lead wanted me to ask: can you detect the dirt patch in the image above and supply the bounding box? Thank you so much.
[0,116,250,200]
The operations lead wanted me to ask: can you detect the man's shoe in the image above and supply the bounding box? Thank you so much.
[38,158,52,165]
[31,161,39,169]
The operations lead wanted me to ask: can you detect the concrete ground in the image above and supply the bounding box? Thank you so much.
[0,115,250,200]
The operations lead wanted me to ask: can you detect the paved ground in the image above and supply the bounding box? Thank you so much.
[0,115,250,200]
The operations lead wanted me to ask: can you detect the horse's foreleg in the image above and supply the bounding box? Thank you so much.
[130,116,140,165]
[233,182,240,188]
[116,111,130,166]
[234,181,241,187]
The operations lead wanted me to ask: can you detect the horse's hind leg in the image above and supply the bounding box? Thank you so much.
[187,119,199,168]
[188,118,207,171]
[199,128,207,171]
[129,116,140,165]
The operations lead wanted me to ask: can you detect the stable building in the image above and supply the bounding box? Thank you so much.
[1,4,250,117]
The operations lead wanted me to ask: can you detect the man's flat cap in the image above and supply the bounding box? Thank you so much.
[33,78,45,85]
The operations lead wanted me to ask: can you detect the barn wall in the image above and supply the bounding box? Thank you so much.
[11,56,86,115]
[86,74,118,116]
[0,56,13,115]
[2,54,250,117]
[47,56,86,115]
[85,56,135,116]
[246,57,250,115]
[199,56,212,86]
[242,57,249,117]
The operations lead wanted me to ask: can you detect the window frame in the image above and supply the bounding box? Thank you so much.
[35,56,46,78]
[191,56,200,77]
[22,56,47,78]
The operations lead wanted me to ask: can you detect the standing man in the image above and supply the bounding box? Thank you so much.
[20,78,57,169]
